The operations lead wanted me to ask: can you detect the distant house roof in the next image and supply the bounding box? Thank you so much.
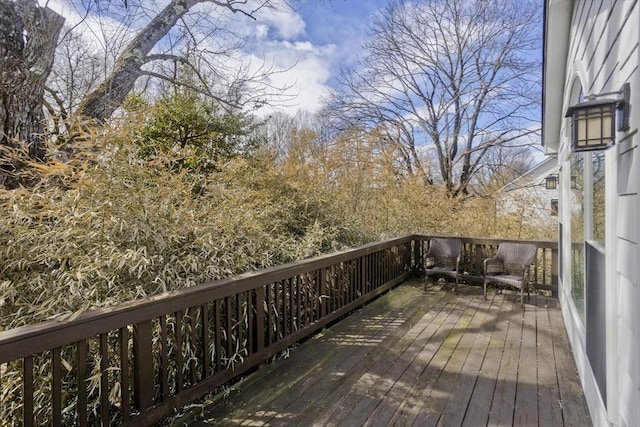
[502,156,558,192]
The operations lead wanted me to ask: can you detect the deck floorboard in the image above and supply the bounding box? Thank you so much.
[181,280,591,427]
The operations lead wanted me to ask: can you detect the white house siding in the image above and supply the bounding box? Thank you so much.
[549,0,640,425]
[617,134,638,426]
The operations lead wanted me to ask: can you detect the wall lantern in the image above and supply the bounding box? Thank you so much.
[545,174,558,190]
[565,83,630,152]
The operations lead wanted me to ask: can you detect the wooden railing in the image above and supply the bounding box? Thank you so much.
[0,235,557,426]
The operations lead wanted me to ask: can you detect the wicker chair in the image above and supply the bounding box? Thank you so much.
[423,238,463,292]
[483,242,538,307]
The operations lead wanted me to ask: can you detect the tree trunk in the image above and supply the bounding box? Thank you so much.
[0,0,64,159]
[76,0,202,122]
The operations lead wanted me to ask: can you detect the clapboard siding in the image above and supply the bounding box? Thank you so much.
[553,0,640,425]
[589,0,638,91]
[617,195,638,243]
[619,43,639,86]
[573,0,594,59]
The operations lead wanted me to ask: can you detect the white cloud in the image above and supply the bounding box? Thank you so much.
[259,4,306,39]
[245,40,336,114]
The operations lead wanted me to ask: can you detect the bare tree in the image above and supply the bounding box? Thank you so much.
[327,0,541,196]
[0,0,291,161]
[0,0,64,159]
[74,0,290,122]
[44,27,104,135]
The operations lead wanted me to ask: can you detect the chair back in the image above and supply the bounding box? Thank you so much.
[428,238,463,258]
[495,242,537,266]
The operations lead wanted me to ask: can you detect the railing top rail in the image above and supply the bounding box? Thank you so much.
[413,234,558,249]
[0,235,416,363]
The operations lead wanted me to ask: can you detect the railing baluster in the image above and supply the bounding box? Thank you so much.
[372,252,377,289]
[360,256,366,301]
[291,277,297,331]
[236,294,243,358]
[23,356,33,427]
[225,296,232,366]
[301,275,308,327]
[99,333,108,425]
[329,266,335,313]
[354,259,359,302]
[175,311,184,392]
[159,316,168,401]
[214,300,222,372]
[320,268,328,319]
[283,280,289,334]
[265,284,273,346]
[189,308,197,386]
[298,276,303,330]
[119,328,130,421]
[202,304,210,378]
[247,291,254,354]
[274,282,281,341]
[77,339,87,426]
[52,347,62,427]
[255,286,265,353]
[341,264,345,306]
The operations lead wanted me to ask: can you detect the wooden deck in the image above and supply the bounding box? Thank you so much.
[177,280,591,426]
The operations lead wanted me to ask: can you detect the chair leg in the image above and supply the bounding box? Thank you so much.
[483,280,487,300]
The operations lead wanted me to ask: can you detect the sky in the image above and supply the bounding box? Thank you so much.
[241,0,390,114]
[43,0,390,115]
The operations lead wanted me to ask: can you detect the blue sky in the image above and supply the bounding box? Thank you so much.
[244,0,390,113]
[300,1,388,77]
[43,0,389,114]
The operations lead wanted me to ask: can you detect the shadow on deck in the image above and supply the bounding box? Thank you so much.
[175,281,591,426]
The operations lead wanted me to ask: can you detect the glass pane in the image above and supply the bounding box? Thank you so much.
[601,115,612,140]
[586,115,602,143]
[593,152,605,245]
[571,153,585,322]
[577,117,586,142]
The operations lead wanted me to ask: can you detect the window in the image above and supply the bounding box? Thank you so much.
[570,153,585,321]
[592,152,605,245]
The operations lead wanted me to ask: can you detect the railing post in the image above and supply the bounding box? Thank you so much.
[133,320,154,412]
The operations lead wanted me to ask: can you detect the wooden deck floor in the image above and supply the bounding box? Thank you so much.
[178,280,591,426]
